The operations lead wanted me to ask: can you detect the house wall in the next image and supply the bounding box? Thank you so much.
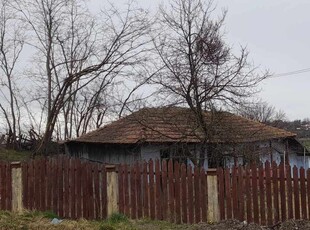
[140,143,209,169]
[222,140,309,168]
[66,142,141,165]
[289,153,310,170]
[66,138,309,169]
[140,145,161,162]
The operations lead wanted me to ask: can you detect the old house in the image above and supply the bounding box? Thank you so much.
[65,107,310,169]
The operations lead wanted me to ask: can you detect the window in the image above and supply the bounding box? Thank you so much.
[160,145,188,165]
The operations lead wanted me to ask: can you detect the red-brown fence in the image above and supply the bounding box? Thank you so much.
[217,161,310,226]
[0,162,12,211]
[118,159,209,224]
[4,155,310,225]
[21,156,107,220]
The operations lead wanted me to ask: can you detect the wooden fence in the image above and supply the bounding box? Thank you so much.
[0,162,12,211]
[117,159,213,224]
[3,156,310,225]
[217,161,310,226]
[21,156,108,220]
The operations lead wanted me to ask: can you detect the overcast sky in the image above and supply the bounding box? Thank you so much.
[90,0,310,120]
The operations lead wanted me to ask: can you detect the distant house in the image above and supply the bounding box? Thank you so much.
[65,107,310,169]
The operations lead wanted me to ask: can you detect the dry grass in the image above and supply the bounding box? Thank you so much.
[0,211,185,230]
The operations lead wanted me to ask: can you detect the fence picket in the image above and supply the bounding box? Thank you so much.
[200,168,207,222]
[101,163,107,219]
[123,164,129,217]
[22,162,28,209]
[217,167,225,220]
[149,160,155,220]
[136,163,142,219]
[155,160,162,220]
[224,168,232,219]
[300,167,307,219]
[245,165,252,223]
[142,162,149,218]
[251,164,259,224]
[258,164,266,225]
[161,160,168,220]
[293,166,300,219]
[272,162,279,223]
[130,164,136,219]
[232,166,238,220]
[175,161,181,224]
[181,163,187,223]
[93,163,100,219]
[6,162,11,210]
[194,166,201,223]
[40,158,46,212]
[307,169,310,220]
[89,162,95,220]
[168,160,175,222]
[47,159,53,212]
[118,164,124,215]
[238,166,244,221]
[279,163,286,222]
[187,165,194,224]
[286,165,293,219]
[265,161,272,226]
[35,159,41,211]
[70,158,77,219]
[75,159,82,219]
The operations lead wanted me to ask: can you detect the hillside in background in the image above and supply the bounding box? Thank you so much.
[268,119,310,151]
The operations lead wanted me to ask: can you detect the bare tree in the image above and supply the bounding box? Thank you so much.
[237,100,287,123]
[0,0,25,148]
[11,0,152,154]
[150,0,269,167]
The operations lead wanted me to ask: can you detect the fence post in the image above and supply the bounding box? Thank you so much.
[207,169,220,222]
[106,165,119,217]
[11,162,23,212]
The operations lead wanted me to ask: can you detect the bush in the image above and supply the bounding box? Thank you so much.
[107,213,128,224]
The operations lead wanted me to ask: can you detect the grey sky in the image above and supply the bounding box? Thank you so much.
[90,0,310,120]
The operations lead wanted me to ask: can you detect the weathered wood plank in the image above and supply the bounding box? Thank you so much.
[217,167,225,220]
[245,165,252,223]
[181,163,187,223]
[194,166,200,223]
[142,162,149,218]
[238,166,244,221]
[130,164,136,219]
[258,165,266,225]
[200,168,207,222]
[149,160,155,220]
[272,162,279,223]
[168,160,175,222]
[293,166,300,219]
[265,162,272,225]
[251,164,259,224]
[279,163,286,222]
[232,166,238,220]
[136,162,143,219]
[155,160,162,220]
[162,160,168,220]
[300,167,307,219]
[224,168,232,220]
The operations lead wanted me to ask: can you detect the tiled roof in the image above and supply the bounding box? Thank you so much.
[67,107,296,144]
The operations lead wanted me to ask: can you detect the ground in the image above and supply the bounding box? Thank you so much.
[1,211,310,230]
